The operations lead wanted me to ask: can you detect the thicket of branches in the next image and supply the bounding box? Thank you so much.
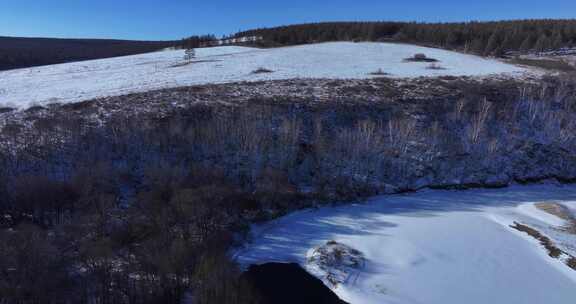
[234,20,576,56]
[1,75,576,303]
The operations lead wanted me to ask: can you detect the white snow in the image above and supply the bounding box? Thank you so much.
[565,203,576,217]
[0,42,528,109]
[515,203,567,227]
[235,185,576,304]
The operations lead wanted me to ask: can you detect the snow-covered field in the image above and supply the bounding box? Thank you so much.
[0,42,528,109]
[235,185,576,304]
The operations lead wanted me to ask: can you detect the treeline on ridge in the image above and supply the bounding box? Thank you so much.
[234,20,576,56]
[3,19,576,72]
[0,37,175,71]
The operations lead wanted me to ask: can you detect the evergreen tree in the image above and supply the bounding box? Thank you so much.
[445,32,459,47]
[500,34,512,52]
[470,39,485,54]
[533,35,551,53]
[184,48,196,62]
[484,33,499,56]
[230,20,576,56]
[519,36,534,52]
[552,33,564,50]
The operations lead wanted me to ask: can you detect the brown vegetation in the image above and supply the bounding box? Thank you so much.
[508,58,576,72]
[536,202,576,234]
[510,222,576,271]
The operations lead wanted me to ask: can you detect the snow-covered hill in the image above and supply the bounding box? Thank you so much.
[235,185,576,304]
[0,42,528,109]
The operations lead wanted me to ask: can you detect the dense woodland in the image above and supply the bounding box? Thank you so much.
[181,35,218,49]
[0,37,174,71]
[1,74,576,303]
[234,20,576,56]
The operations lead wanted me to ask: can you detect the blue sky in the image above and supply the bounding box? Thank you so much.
[1,0,575,40]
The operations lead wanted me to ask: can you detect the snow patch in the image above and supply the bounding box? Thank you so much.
[236,185,576,304]
[517,203,567,227]
[0,42,528,109]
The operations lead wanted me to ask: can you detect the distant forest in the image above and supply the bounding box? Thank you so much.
[3,20,576,72]
[181,35,218,49]
[0,37,175,71]
[234,20,576,56]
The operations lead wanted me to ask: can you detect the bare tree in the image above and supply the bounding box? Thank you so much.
[184,48,196,63]
[468,98,492,146]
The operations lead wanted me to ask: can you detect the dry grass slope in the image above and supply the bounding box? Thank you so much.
[510,222,576,271]
[536,202,576,234]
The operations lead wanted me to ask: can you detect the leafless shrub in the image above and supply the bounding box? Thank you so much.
[387,117,417,154]
[487,138,501,154]
[452,99,466,121]
[279,117,302,147]
[255,167,297,203]
[426,63,446,70]
[468,98,492,146]
[559,118,576,144]
[2,123,23,136]
[312,116,325,153]
[278,116,303,165]
[335,119,386,176]
[404,53,439,62]
[426,120,442,158]
[369,68,389,76]
[252,67,274,74]
[356,119,384,154]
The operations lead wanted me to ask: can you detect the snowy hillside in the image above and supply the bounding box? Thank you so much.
[0,42,528,109]
[235,185,576,304]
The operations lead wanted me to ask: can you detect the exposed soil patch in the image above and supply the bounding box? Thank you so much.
[241,263,348,304]
[508,58,575,72]
[510,222,576,271]
[536,202,576,234]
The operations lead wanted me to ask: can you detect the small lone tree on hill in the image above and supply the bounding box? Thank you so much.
[184,48,196,63]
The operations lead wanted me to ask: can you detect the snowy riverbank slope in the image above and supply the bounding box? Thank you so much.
[236,185,576,304]
[0,42,527,109]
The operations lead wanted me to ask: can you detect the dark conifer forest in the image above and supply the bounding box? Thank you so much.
[235,20,576,56]
[3,20,576,73]
[0,37,174,71]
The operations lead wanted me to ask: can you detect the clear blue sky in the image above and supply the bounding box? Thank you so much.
[1,0,575,40]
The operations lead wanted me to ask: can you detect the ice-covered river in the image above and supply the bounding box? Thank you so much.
[235,185,576,304]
